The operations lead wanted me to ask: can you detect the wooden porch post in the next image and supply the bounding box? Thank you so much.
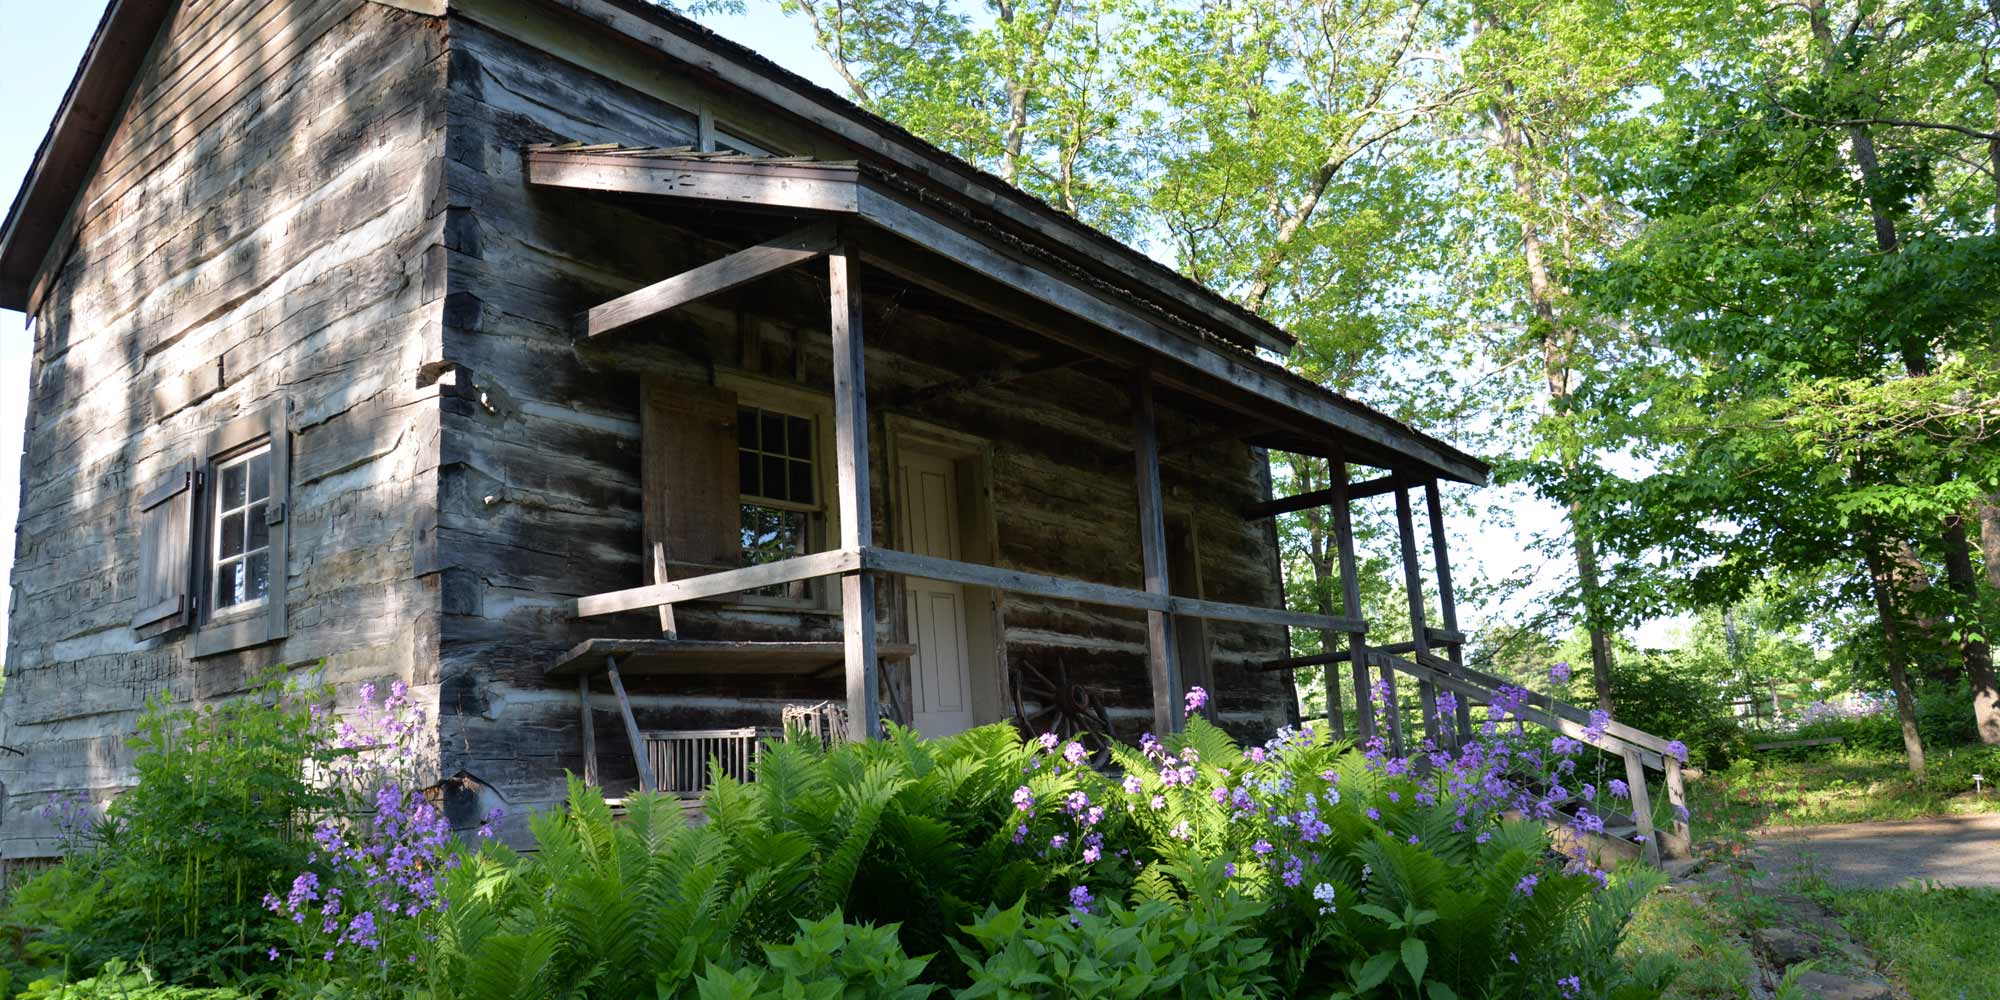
[578,673,599,787]
[1132,373,1183,735]
[831,239,882,741]
[1425,481,1473,745]
[1623,749,1663,866]
[1329,459,1374,742]
[1395,486,1441,753]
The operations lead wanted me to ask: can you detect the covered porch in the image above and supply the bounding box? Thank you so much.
[514,143,1696,863]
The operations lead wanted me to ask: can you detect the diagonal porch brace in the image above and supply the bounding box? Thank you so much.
[577,221,839,339]
[603,655,655,793]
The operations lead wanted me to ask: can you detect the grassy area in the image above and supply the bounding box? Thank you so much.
[1810,883,2000,1000]
[1619,884,1757,999]
[1682,743,2000,844]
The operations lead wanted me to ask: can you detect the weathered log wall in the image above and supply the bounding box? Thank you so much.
[434,2,1297,816]
[0,0,451,857]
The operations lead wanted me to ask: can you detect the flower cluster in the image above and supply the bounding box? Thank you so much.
[267,681,496,982]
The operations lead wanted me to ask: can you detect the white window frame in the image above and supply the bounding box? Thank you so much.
[718,370,838,612]
[207,443,276,620]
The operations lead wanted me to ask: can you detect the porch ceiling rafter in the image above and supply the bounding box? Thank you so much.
[523,146,1489,487]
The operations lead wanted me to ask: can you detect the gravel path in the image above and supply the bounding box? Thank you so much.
[1752,812,2000,890]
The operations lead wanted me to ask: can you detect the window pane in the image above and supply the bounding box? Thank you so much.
[245,551,270,603]
[249,451,271,503]
[760,412,784,453]
[218,559,245,610]
[789,460,813,505]
[219,511,245,559]
[220,460,247,508]
[762,455,788,502]
[740,505,806,564]
[737,407,757,449]
[247,501,270,553]
[739,451,760,497]
[786,416,811,458]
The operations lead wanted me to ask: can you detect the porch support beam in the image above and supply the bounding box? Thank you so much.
[1425,481,1474,744]
[579,673,599,787]
[1244,473,1403,521]
[890,349,1086,408]
[831,239,882,742]
[1131,372,1182,734]
[603,655,654,793]
[1330,459,1375,743]
[577,222,838,339]
[1395,486,1441,753]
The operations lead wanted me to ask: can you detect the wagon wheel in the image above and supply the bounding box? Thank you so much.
[1011,659,1115,768]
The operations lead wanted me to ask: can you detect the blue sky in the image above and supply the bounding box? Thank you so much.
[0,1,1668,656]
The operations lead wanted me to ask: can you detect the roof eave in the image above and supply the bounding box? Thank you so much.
[0,0,174,314]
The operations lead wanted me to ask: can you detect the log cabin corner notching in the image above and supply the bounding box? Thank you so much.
[0,0,1688,863]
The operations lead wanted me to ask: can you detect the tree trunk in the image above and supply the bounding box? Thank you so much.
[1945,516,2000,743]
[1864,541,1928,779]
[1982,500,2000,591]
[1488,84,1618,714]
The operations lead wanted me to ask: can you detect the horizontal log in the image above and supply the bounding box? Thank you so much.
[1242,474,1404,520]
[578,222,838,338]
[572,548,862,618]
[887,349,1085,408]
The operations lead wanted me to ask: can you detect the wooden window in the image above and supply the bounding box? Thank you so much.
[191,403,291,657]
[723,374,836,608]
[639,374,837,610]
[131,402,291,655]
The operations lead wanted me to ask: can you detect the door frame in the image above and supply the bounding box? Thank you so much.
[884,414,1004,729]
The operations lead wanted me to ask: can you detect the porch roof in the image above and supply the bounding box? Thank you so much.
[526,143,1490,487]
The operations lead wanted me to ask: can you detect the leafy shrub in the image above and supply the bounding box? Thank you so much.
[3,678,337,984]
[1791,682,1980,756]
[1605,657,1748,769]
[952,892,1273,999]
[13,959,244,999]
[694,911,934,999]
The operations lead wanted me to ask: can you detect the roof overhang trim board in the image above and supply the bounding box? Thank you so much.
[510,0,1296,356]
[0,0,175,313]
[526,147,1489,486]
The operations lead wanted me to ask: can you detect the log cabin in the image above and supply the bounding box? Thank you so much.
[0,0,1685,864]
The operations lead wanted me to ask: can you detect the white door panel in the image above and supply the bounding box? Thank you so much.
[900,451,976,736]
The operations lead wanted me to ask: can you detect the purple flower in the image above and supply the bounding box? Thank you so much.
[1665,740,1689,763]
[1184,686,1209,716]
[1069,884,1093,912]
[1121,774,1143,795]
[1515,873,1539,897]
[1063,741,1087,765]
[1012,786,1035,813]
[1548,661,1572,684]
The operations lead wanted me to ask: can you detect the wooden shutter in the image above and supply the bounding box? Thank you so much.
[133,459,198,636]
[640,379,742,581]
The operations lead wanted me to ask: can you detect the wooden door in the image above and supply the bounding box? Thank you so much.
[898,449,976,736]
